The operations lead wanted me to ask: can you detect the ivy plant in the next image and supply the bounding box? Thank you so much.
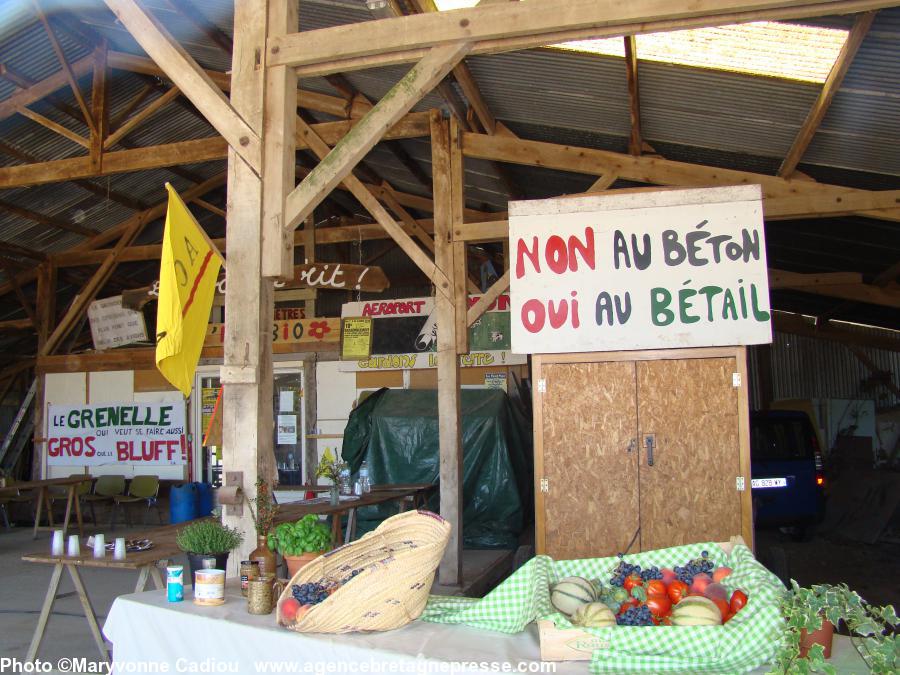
[768,580,898,674]
[267,514,331,556]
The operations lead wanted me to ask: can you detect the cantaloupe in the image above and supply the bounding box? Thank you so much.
[671,595,723,626]
[571,602,617,628]
[550,576,596,615]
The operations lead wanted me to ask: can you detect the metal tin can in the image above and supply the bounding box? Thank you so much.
[193,569,226,606]
[166,565,184,602]
[240,560,259,597]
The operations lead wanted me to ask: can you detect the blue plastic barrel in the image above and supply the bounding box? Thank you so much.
[170,483,198,524]
[195,482,214,517]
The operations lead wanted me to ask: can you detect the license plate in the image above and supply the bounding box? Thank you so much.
[751,477,787,489]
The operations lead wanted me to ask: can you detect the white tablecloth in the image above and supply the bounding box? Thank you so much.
[103,583,866,674]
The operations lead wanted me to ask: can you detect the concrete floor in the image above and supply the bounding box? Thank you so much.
[0,521,185,667]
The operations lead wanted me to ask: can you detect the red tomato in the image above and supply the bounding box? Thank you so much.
[730,590,748,613]
[646,579,667,596]
[618,597,640,615]
[623,574,643,592]
[723,611,734,624]
[646,593,672,618]
[667,580,689,604]
[711,597,730,620]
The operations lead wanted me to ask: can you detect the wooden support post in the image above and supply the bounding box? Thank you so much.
[449,118,469,355]
[303,359,317,484]
[260,0,297,279]
[220,0,275,565]
[431,111,462,586]
[90,41,108,171]
[31,262,55,480]
[302,216,317,317]
[624,35,642,156]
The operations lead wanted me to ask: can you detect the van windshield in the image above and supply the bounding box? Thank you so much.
[751,416,814,460]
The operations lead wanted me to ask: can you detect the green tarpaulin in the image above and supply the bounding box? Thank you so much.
[341,388,532,548]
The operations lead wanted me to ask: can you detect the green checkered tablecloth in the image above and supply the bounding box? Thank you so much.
[422,542,786,673]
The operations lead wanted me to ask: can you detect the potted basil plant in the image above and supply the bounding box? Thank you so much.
[268,514,332,578]
[770,580,898,674]
[175,520,244,584]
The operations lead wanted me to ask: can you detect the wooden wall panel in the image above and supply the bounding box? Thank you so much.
[636,357,742,551]
[541,361,639,560]
[356,370,403,389]
[134,368,177,392]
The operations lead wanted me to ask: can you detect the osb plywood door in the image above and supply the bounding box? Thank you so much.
[636,358,742,551]
[542,361,639,560]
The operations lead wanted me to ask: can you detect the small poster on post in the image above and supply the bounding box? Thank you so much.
[340,317,373,360]
[277,414,298,445]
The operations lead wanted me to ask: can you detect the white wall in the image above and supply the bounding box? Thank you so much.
[314,360,356,467]
[44,370,188,480]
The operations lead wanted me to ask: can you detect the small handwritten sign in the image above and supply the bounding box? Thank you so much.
[509,186,772,354]
[47,402,187,466]
[87,296,149,350]
[295,263,388,292]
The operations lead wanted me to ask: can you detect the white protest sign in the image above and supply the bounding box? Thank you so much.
[47,402,187,466]
[87,296,148,350]
[509,186,772,354]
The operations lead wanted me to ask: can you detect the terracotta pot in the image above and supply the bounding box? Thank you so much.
[799,619,835,659]
[284,551,325,579]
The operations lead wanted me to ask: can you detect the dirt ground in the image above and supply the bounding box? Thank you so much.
[754,526,900,611]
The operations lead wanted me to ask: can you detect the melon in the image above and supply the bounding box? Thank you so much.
[550,576,596,615]
[671,595,723,626]
[571,602,617,628]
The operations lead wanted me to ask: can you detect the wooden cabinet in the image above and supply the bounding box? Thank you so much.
[533,347,753,559]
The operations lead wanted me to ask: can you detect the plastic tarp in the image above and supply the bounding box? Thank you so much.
[342,388,532,548]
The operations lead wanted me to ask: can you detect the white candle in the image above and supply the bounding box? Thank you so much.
[92,533,106,559]
[51,530,64,556]
[113,537,126,561]
[66,535,80,557]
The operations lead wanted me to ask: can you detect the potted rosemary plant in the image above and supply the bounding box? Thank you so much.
[175,520,243,584]
[770,580,898,674]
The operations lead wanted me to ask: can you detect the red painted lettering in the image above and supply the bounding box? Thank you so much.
[117,441,130,462]
[85,437,96,457]
[521,299,545,333]
[515,237,541,279]
[545,236,568,274]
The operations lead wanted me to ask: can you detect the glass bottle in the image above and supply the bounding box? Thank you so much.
[359,460,371,493]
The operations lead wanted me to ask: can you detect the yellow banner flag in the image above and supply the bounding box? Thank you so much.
[156,184,224,397]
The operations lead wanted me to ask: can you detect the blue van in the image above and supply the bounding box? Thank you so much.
[750,410,826,538]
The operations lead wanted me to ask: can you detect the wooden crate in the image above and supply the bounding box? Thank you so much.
[536,537,745,661]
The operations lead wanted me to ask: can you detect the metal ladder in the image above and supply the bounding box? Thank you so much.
[0,379,36,468]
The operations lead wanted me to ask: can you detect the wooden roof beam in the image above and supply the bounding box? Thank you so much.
[102,0,261,174]
[283,43,472,231]
[461,132,900,222]
[270,0,899,76]
[778,11,876,177]
[624,35,643,156]
[0,199,94,237]
[31,0,96,134]
[103,85,181,149]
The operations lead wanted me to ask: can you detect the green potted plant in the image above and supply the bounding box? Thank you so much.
[268,514,332,578]
[176,519,243,584]
[770,580,898,674]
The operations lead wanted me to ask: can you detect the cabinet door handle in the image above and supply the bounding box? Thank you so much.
[644,434,655,467]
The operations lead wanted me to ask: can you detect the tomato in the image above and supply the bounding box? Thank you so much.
[646,593,672,618]
[723,611,734,624]
[667,580,689,604]
[730,590,748,613]
[711,597,730,620]
[623,574,643,592]
[646,579,667,596]
[618,597,640,615]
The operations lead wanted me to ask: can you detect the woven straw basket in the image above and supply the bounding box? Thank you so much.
[276,509,451,633]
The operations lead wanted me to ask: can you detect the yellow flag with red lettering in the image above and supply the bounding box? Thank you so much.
[155,184,224,397]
